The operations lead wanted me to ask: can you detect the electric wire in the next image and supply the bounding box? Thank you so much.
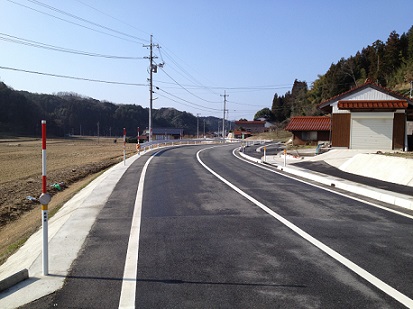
[73,0,149,40]
[147,80,293,92]
[6,0,142,44]
[3,1,297,119]
[155,87,221,112]
[0,32,144,59]
[0,65,146,86]
[152,34,221,96]
[157,47,217,93]
[26,0,147,43]
[155,92,221,115]
[160,68,222,104]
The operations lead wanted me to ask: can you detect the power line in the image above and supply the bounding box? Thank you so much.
[73,0,150,40]
[160,68,221,104]
[153,35,221,94]
[155,87,222,112]
[157,47,220,96]
[156,92,220,114]
[26,0,147,43]
[0,65,146,86]
[6,0,143,44]
[149,80,293,91]
[0,32,144,59]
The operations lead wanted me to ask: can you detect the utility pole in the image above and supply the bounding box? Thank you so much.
[143,35,159,142]
[196,113,200,139]
[221,91,229,138]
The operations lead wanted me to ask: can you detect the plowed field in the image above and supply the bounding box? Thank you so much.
[0,136,136,264]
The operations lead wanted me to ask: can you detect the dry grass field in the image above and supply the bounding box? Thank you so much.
[0,136,136,264]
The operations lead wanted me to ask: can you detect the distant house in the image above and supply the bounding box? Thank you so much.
[256,118,276,129]
[232,130,252,139]
[317,81,413,150]
[234,120,267,134]
[285,116,331,146]
[142,128,183,140]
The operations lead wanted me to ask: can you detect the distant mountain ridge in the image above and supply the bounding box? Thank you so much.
[0,82,225,137]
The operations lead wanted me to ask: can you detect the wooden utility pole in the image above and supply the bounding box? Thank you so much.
[221,91,229,138]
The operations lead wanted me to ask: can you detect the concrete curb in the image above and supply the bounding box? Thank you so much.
[0,269,28,292]
[238,150,413,211]
[0,154,142,308]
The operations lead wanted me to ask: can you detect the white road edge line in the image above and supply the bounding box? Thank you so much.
[233,148,413,220]
[197,147,413,308]
[118,153,157,309]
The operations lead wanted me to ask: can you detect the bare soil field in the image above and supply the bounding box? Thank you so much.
[0,136,136,264]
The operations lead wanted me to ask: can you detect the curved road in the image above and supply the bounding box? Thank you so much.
[25,144,413,308]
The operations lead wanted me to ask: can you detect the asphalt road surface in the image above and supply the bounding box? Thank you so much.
[23,144,413,308]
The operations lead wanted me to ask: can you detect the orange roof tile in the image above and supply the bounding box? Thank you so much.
[285,116,331,131]
[337,100,408,109]
[235,121,265,125]
[317,81,413,111]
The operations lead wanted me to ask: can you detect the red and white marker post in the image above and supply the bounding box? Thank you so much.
[123,128,126,165]
[137,127,140,155]
[39,120,51,276]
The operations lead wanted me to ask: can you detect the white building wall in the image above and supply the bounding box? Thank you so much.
[343,88,396,101]
[331,87,402,114]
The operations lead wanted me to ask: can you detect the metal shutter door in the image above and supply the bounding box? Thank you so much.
[351,116,393,149]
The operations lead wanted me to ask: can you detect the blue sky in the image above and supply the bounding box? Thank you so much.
[1,0,413,120]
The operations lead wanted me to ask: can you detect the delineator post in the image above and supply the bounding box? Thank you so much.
[123,128,126,165]
[40,120,51,276]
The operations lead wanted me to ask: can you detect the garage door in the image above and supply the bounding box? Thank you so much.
[350,113,393,149]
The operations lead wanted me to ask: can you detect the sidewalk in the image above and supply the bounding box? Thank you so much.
[240,148,413,211]
[0,154,141,309]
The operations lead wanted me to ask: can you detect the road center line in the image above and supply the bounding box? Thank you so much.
[118,153,157,309]
[196,147,413,308]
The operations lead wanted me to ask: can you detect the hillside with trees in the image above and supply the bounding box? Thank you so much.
[258,25,413,124]
[0,82,225,137]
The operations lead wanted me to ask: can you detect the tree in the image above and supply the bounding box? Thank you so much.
[341,56,359,87]
[271,93,287,122]
[288,79,311,116]
[406,26,413,61]
[383,31,402,85]
[254,107,275,121]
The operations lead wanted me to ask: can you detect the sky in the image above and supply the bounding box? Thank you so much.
[1,0,413,121]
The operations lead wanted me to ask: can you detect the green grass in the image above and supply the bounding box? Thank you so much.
[0,236,31,266]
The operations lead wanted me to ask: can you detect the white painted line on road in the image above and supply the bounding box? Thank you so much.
[234,148,413,220]
[197,147,413,308]
[118,153,157,309]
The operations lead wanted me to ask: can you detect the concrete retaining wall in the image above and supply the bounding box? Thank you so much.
[339,154,413,187]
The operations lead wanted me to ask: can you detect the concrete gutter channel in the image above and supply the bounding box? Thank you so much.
[238,148,413,211]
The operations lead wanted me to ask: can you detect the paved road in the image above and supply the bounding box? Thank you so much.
[23,144,413,308]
